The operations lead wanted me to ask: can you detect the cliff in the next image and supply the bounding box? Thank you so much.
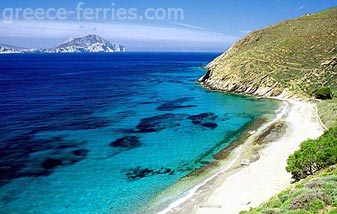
[200,7,337,99]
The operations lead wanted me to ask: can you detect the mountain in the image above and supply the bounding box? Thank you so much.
[51,34,126,53]
[200,7,337,99]
[0,35,126,54]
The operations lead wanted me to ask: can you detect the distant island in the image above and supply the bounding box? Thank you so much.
[0,34,126,54]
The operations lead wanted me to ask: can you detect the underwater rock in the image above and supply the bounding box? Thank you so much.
[201,122,218,129]
[42,149,89,170]
[42,158,63,169]
[72,149,89,157]
[123,166,174,181]
[135,113,186,133]
[110,136,141,149]
[188,113,218,129]
[138,101,155,105]
[0,132,89,185]
[157,97,197,111]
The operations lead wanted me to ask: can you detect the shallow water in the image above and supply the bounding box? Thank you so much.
[0,53,279,214]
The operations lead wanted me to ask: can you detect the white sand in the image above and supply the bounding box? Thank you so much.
[159,100,325,214]
[193,100,325,214]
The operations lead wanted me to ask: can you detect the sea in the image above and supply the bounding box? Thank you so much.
[0,53,279,214]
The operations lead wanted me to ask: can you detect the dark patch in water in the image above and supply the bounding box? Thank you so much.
[72,149,89,157]
[41,149,89,170]
[115,110,136,120]
[42,158,63,170]
[135,113,186,133]
[110,136,141,149]
[0,191,20,204]
[13,106,112,134]
[123,166,174,181]
[188,113,218,130]
[201,122,218,129]
[168,80,184,84]
[62,117,111,130]
[157,97,197,111]
[188,113,217,123]
[138,101,155,105]
[0,132,89,186]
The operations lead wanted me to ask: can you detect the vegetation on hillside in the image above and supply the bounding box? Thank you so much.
[205,7,337,98]
[240,166,337,214]
[286,127,337,181]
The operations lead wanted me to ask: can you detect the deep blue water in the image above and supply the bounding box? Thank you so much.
[0,53,279,214]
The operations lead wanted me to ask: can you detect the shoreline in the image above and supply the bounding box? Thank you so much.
[151,97,287,213]
[156,97,325,214]
[147,113,275,214]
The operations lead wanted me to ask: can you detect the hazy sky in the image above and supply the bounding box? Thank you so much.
[0,0,336,51]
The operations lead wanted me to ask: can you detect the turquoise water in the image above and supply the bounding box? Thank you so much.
[0,53,279,214]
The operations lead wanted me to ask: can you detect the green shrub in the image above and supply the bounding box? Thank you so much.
[268,197,283,208]
[289,191,330,210]
[286,127,337,181]
[314,87,333,100]
[308,199,324,211]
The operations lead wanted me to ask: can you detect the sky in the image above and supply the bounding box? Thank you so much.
[0,0,336,52]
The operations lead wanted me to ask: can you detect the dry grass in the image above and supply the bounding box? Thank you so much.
[318,99,337,128]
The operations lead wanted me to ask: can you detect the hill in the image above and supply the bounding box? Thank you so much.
[200,7,337,98]
[53,34,126,53]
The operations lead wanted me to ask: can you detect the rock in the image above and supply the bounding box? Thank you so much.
[329,165,336,172]
[241,159,250,166]
[248,130,256,135]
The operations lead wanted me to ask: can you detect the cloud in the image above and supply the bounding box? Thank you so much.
[299,5,305,10]
[238,30,252,36]
[170,22,206,31]
[0,20,238,50]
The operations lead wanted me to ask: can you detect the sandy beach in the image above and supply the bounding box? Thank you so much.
[159,99,325,214]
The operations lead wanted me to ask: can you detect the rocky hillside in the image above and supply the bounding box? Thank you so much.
[200,7,337,98]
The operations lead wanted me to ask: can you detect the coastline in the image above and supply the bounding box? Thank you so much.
[156,96,325,214]
[146,107,278,214]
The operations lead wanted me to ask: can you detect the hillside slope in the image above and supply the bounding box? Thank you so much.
[201,7,337,98]
[240,165,337,214]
